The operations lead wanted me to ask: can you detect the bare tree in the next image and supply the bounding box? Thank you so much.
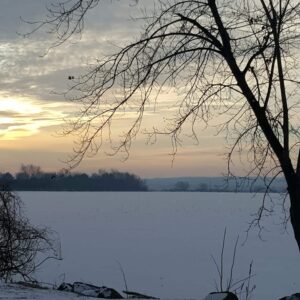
[34,0,300,250]
[19,165,42,179]
[0,187,60,282]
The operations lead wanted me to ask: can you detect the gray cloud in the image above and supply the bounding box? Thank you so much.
[0,111,20,118]
[0,0,155,103]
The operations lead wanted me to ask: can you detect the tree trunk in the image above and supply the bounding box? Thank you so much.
[288,179,300,252]
[290,194,300,251]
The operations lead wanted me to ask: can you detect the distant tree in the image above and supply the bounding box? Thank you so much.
[97,169,106,176]
[198,183,208,192]
[17,164,42,179]
[33,1,300,250]
[174,181,190,192]
[0,173,14,186]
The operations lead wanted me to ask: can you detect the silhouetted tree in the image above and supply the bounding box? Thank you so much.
[197,183,209,192]
[33,1,300,250]
[0,173,14,186]
[20,164,42,178]
[174,181,190,191]
[0,187,59,282]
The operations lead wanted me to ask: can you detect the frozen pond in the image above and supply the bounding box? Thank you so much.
[20,192,300,299]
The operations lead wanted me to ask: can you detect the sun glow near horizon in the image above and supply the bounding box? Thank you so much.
[0,96,70,140]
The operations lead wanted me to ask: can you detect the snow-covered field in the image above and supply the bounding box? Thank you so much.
[17,192,300,299]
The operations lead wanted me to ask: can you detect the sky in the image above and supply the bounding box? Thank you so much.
[0,0,235,178]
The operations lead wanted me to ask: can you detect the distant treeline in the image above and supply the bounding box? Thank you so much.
[0,165,147,191]
[145,177,287,193]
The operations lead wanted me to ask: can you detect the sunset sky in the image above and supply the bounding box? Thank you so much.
[0,0,234,178]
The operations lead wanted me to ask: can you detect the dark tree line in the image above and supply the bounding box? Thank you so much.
[0,165,147,191]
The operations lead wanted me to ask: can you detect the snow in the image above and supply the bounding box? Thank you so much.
[0,282,92,299]
[0,282,236,300]
[0,282,133,300]
[11,192,300,300]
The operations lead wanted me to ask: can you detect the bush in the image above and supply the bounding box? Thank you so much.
[0,187,59,282]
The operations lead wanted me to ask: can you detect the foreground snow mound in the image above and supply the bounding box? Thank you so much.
[58,281,124,298]
[0,282,92,300]
[202,292,238,300]
[57,281,158,299]
[279,294,300,300]
[0,282,159,300]
[73,282,123,298]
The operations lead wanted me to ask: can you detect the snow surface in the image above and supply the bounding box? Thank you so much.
[0,282,92,299]
[14,192,300,300]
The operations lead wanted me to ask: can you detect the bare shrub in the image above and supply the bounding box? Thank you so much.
[0,186,60,282]
[211,229,256,300]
